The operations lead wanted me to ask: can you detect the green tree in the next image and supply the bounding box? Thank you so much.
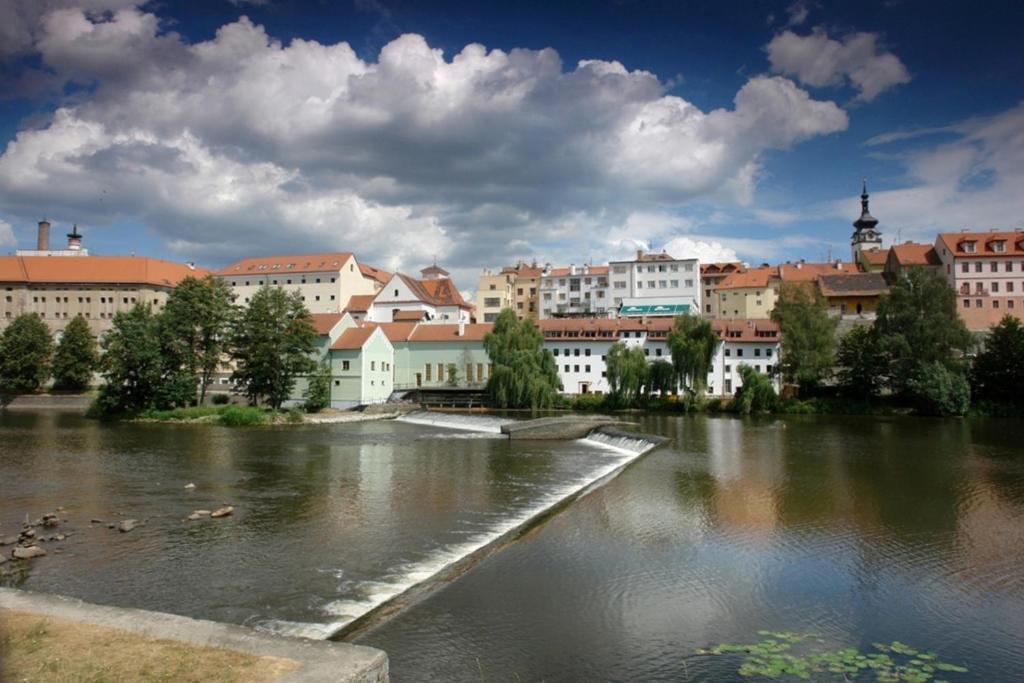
[160,275,236,404]
[648,359,677,396]
[667,314,718,395]
[303,360,332,413]
[835,324,887,400]
[483,309,561,408]
[95,304,164,414]
[230,286,318,409]
[52,316,98,391]
[732,365,778,415]
[874,266,973,395]
[906,360,970,416]
[971,315,1024,404]
[0,314,53,392]
[771,283,839,393]
[446,363,459,387]
[604,341,650,406]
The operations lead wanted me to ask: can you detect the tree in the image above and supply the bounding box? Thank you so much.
[648,359,677,397]
[906,360,970,416]
[446,363,459,387]
[160,275,236,404]
[874,266,973,396]
[483,309,561,408]
[0,314,53,393]
[605,341,649,406]
[304,360,332,413]
[230,286,318,409]
[52,316,98,391]
[667,314,718,395]
[733,365,778,415]
[971,315,1024,404]
[835,324,887,400]
[95,304,165,414]
[771,283,839,393]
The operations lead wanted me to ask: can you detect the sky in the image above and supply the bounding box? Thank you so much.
[0,0,1022,291]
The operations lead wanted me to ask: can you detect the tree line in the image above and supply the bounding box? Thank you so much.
[772,266,1024,416]
[0,277,330,415]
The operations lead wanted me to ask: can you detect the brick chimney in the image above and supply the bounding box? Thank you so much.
[37,220,50,250]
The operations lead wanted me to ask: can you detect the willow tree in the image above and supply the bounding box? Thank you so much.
[667,314,718,395]
[483,309,561,408]
[605,341,650,406]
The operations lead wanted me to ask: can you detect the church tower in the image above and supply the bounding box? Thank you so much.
[851,180,883,261]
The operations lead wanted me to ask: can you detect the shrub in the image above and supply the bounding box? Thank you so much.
[732,366,778,415]
[285,407,304,423]
[211,393,230,405]
[569,393,607,412]
[906,361,970,416]
[217,406,268,426]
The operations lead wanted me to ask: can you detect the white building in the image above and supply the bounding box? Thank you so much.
[538,317,780,397]
[538,264,610,319]
[215,252,390,314]
[367,265,474,324]
[608,250,701,317]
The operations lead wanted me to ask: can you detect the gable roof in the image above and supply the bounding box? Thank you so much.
[394,309,429,321]
[859,248,888,266]
[394,273,473,309]
[777,262,857,282]
[343,294,376,312]
[331,326,378,350]
[817,273,889,297]
[937,231,1024,256]
[700,262,743,276]
[359,263,391,285]
[310,313,344,336]
[0,255,207,287]
[716,266,776,290]
[408,323,493,342]
[890,243,941,267]
[361,321,419,342]
[215,252,353,276]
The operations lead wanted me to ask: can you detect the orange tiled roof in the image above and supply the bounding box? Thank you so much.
[359,263,391,285]
[890,243,941,266]
[859,248,888,266]
[215,252,353,276]
[394,309,428,321]
[543,265,610,277]
[395,273,473,309]
[700,262,743,275]
[343,294,376,312]
[716,266,777,290]
[538,316,779,343]
[937,231,1024,257]
[0,255,207,287]
[408,323,493,342]
[500,263,543,278]
[310,313,344,336]
[331,326,377,350]
[777,261,856,282]
[360,321,418,342]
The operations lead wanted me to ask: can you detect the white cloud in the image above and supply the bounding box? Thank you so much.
[786,1,811,26]
[766,27,911,102]
[0,6,848,276]
[662,237,739,264]
[0,219,15,248]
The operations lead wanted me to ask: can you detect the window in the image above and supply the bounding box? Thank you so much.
[585,365,591,372]
[574,348,580,356]
[766,348,773,358]
[964,299,970,308]
[961,262,969,273]
[658,280,667,288]
[330,295,335,301]
[315,295,321,301]
[670,280,679,288]
[637,281,644,289]
[975,262,983,273]
[647,280,656,288]
[644,348,649,356]
[477,363,483,380]
[342,360,350,371]
[585,348,591,356]
[685,279,694,288]
[1007,261,1014,272]
[371,361,376,370]
[1010,301,1016,309]
[574,365,579,372]
[655,348,662,357]
[287,279,292,284]
[553,348,560,356]
[394,289,399,297]
[994,300,1000,309]
[725,365,732,372]
[564,365,570,372]
[1008,282,1015,293]
[425,364,432,381]
[993,241,1006,253]
[334,380,340,386]
[992,282,1000,293]
[976,299,983,308]
[737,349,744,357]
[755,348,761,357]
[991,262,999,273]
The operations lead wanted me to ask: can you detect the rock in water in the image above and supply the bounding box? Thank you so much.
[90,519,103,524]
[184,483,196,490]
[118,519,137,533]
[42,513,59,527]
[0,536,17,546]
[210,506,234,519]
[13,545,46,559]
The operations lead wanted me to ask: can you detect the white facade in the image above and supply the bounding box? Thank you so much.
[368,273,472,324]
[608,251,701,315]
[538,264,610,319]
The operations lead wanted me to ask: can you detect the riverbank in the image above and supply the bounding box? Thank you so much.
[95,404,417,426]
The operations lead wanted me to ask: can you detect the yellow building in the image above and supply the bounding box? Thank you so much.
[710,266,779,319]
[475,261,541,322]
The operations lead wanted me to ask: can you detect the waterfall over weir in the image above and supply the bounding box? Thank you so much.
[264,412,665,641]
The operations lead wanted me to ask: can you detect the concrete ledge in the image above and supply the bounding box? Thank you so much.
[500,415,631,440]
[0,588,388,683]
[0,394,93,410]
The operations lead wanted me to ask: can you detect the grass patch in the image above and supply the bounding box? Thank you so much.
[0,609,300,683]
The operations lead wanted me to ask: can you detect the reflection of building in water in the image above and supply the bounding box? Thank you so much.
[357,442,394,525]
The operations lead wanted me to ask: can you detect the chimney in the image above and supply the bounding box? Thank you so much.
[458,320,465,337]
[569,263,576,275]
[37,220,50,250]
[636,249,644,260]
[795,262,802,270]
[66,224,83,251]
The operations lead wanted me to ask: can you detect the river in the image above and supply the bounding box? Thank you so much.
[2,410,1023,681]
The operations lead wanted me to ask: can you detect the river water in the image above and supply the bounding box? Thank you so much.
[2,410,1023,681]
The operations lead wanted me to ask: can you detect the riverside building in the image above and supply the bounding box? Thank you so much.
[609,250,701,317]
[538,263,610,319]
[936,230,1024,330]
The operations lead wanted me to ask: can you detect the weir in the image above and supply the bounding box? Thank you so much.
[301,411,668,643]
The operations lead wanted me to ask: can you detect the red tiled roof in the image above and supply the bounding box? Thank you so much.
[396,273,473,309]
[716,266,777,289]
[408,323,493,342]
[937,231,1024,257]
[543,265,610,277]
[310,313,344,335]
[890,243,941,267]
[343,294,375,312]
[394,309,428,321]
[700,262,743,275]
[215,252,353,276]
[500,263,543,278]
[359,321,418,342]
[538,316,779,343]
[777,262,856,282]
[331,326,377,350]
[0,255,208,287]
[859,248,888,266]
[359,263,391,285]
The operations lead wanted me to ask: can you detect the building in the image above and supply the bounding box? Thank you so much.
[856,247,888,273]
[883,242,941,283]
[935,230,1024,330]
[1,223,206,336]
[700,262,743,315]
[215,252,388,314]
[367,266,474,324]
[816,272,889,318]
[394,322,493,389]
[329,325,395,408]
[709,266,779,319]
[475,261,542,322]
[538,263,610,319]
[538,317,780,397]
[609,250,701,317]
[851,181,883,262]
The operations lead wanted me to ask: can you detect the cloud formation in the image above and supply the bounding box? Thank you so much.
[0,5,848,279]
[766,27,910,102]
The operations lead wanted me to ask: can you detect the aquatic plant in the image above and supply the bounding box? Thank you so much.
[695,631,968,681]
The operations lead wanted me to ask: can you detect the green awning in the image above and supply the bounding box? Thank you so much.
[619,303,690,316]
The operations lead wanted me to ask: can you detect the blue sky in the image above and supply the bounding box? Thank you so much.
[1,0,1022,287]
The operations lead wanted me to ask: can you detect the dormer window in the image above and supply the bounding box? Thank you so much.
[992,240,1006,253]
[962,241,976,253]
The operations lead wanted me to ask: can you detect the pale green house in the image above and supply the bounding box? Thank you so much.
[329,325,394,408]
[392,323,493,389]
